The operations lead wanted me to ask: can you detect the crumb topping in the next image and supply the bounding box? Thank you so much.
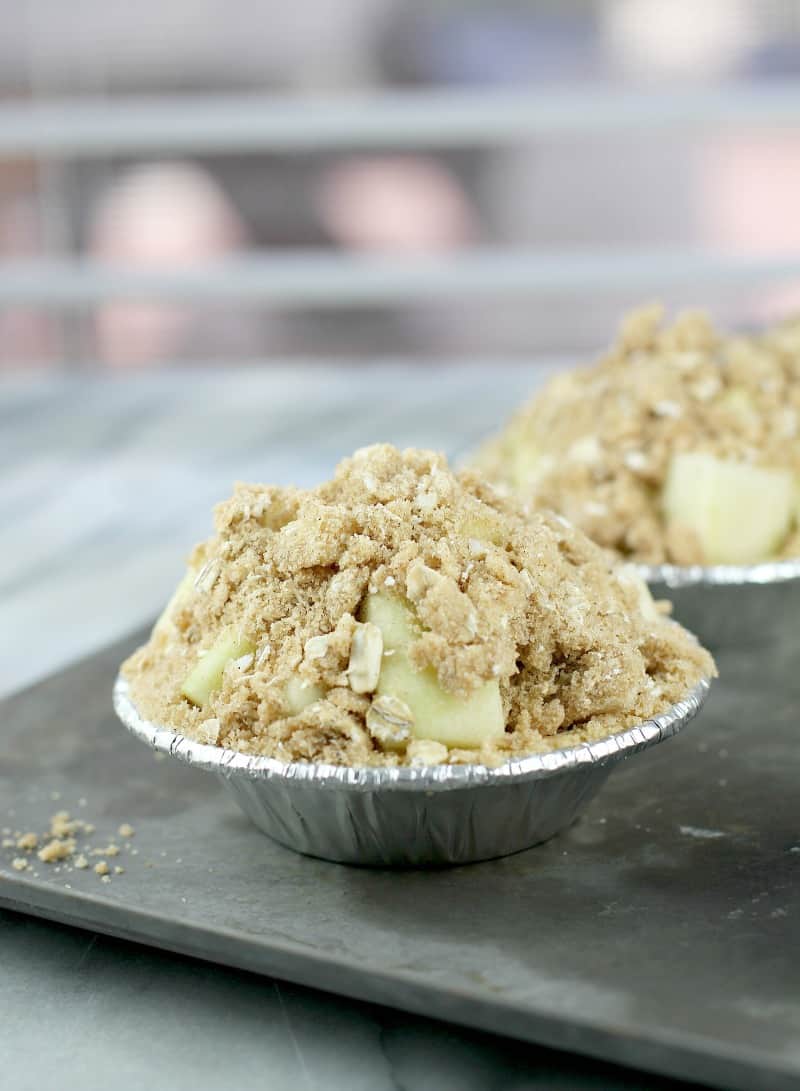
[476,305,800,563]
[1,809,135,882]
[123,445,713,767]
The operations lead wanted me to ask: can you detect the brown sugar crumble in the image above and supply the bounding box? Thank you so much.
[476,305,800,564]
[38,837,76,863]
[50,810,79,838]
[2,808,135,881]
[123,444,714,767]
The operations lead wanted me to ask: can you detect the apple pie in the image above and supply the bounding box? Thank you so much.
[476,305,800,566]
[122,445,713,766]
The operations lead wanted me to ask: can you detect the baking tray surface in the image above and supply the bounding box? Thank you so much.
[1,631,798,1091]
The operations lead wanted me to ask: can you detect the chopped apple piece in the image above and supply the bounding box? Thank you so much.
[181,628,256,707]
[662,452,794,564]
[508,442,541,490]
[458,502,507,546]
[376,653,503,749]
[363,590,504,749]
[285,676,326,715]
[360,591,420,650]
[718,386,756,419]
[152,570,195,637]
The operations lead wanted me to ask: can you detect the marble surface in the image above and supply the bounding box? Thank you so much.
[1,368,705,1091]
[0,365,549,699]
[2,911,688,1091]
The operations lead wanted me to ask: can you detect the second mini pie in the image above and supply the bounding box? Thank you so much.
[476,305,800,566]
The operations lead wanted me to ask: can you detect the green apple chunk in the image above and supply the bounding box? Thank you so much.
[663,452,794,564]
[363,591,504,749]
[361,590,420,650]
[181,628,256,707]
[508,442,540,491]
[377,652,503,749]
[718,386,756,419]
[153,570,195,637]
[458,506,507,547]
[284,675,326,715]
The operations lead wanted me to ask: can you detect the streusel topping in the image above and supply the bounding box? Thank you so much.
[477,305,800,564]
[123,444,713,766]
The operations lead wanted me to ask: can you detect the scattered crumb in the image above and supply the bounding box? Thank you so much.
[37,838,76,863]
[50,811,79,837]
[101,875,111,884]
[2,809,136,881]
[114,866,125,875]
[94,861,110,876]
[118,824,135,839]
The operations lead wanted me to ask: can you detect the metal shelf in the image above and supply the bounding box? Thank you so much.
[2,84,800,156]
[1,249,799,308]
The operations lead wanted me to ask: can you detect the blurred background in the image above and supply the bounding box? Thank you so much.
[4,12,800,1087]
[8,0,800,691]
[4,0,800,370]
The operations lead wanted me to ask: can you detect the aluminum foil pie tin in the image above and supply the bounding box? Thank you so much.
[640,559,800,650]
[113,675,710,867]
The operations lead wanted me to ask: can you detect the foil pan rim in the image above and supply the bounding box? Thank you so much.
[113,674,710,793]
[638,557,800,589]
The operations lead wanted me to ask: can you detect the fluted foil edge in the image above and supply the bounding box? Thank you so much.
[637,557,800,589]
[113,675,710,793]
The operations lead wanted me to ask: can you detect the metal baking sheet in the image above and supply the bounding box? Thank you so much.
[1,630,798,1091]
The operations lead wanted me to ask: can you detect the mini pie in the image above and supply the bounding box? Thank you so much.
[476,305,800,566]
[123,445,714,767]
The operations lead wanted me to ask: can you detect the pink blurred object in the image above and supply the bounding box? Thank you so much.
[316,155,476,253]
[0,195,58,368]
[700,135,800,255]
[698,134,800,323]
[89,162,246,367]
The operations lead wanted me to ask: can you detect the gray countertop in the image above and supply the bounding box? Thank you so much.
[1,366,705,1091]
